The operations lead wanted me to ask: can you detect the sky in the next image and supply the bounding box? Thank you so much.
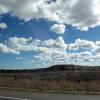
[0,0,100,69]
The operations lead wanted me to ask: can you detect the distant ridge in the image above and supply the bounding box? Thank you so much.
[0,64,100,73]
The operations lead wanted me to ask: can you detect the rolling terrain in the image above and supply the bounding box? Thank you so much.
[0,64,100,94]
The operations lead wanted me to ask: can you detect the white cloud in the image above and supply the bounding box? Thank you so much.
[79,51,92,57]
[0,37,41,54]
[0,3,8,14]
[68,43,78,51]
[0,36,95,56]
[93,41,100,53]
[96,41,100,47]
[83,53,100,62]
[1,36,100,66]
[42,39,54,47]
[54,37,67,49]
[0,0,44,21]
[5,36,67,58]
[0,0,100,30]
[42,36,67,49]
[8,37,32,45]
[50,23,65,34]
[8,37,38,51]
[95,47,100,54]
[0,43,19,54]
[40,37,67,56]
[68,39,95,50]
[0,23,7,29]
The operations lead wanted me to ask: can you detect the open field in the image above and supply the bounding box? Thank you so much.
[0,65,100,94]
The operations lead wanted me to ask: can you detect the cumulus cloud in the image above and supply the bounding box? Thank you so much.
[1,36,100,65]
[0,43,19,54]
[0,0,44,21]
[83,53,100,63]
[50,23,65,34]
[32,38,95,64]
[42,36,67,49]
[96,41,100,47]
[0,0,100,30]
[0,3,8,14]
[0,23,7,29]
[0,37,41,54]
[68,39,95,50]
[0,36,67,55]
[8,37,39,51]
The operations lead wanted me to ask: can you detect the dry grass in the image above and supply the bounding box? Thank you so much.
[0,77,100,94]
[0,71,100,94]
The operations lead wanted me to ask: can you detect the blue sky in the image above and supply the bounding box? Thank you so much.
[0,0,100,69]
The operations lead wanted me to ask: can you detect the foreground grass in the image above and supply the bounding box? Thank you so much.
[0,79,100,95]
[0,70,100,95]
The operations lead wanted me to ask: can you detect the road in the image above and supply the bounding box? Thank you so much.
[0,90,100,100]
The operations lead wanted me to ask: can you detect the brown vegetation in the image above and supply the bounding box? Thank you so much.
[0,65,100,94]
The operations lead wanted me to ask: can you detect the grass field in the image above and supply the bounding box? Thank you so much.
[0,65,100,94]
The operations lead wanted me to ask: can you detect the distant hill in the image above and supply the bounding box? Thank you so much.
[0,64,100,81]
[0,64,100,73]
